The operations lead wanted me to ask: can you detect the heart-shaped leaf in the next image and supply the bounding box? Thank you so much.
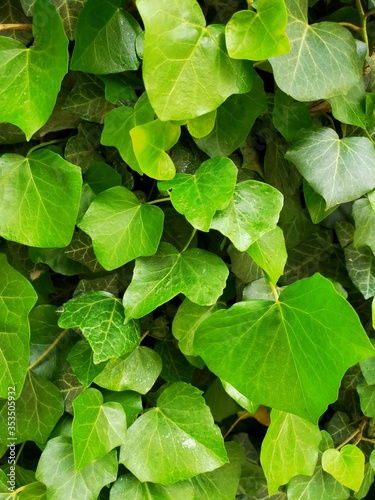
[158,157,237,231]
[226,0,290,60]
[120,382,228,484]
[322,445,365,492]
[137,0,254,121]
[194,273,375,422]
[78,186,164,270]
[123,242,229,320]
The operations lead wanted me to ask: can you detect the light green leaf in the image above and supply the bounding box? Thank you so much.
[94,346,162,394]
[194,75,267,157]
[70,0,141,73]
[130,119,180,180]
[226,0,290,60]
[101,92,154,175]
[287,467,350,499]
[322,445,365,492]
[0,0,68,140]
[0,254,37,398]
[194,273,375,422]
[158,157,237,231]
[72,388,127,470]
[210,180,284,252]
[16,481,46,499]
[187,110,217,139]
[102,390,142,427]
[110,473,195,500]
[285,128,375,209]
[0,371,63,444]
[120,382,228,484]
[272,87,313,142]
[123,242,229,320]
[0,149,82,247]
[269,0,360,101]
[51,0,87,40]
[354,462,375,499]
[35,436,117,500]
[344,244,375,299]
[137,0,254,121]
[353,198,375,255]
[58,291,140,363]
[260,409,321,494]
[247,226,287,284]
[172,299,226,357]
[78,186,164,270]
[67,341,106,387]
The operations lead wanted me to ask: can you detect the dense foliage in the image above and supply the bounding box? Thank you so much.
[2,0,375,498]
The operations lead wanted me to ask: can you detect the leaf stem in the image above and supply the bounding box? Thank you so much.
[15,442,25,465]
[356,0,370,54]
[0,24,32,30]
[224,411,251,439]
[147,196,171,205]
[336,418,368,450]
[140,330,150,343]
[27,139,67,155]
[28,329,69,371]
[365,9,375,19]
[339,22,362,32]
[181,228,197,252]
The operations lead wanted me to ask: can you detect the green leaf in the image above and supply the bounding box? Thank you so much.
[210,180,284,252]
[70,0,141,73]
[35,436,118,500]
[194,75,267,157]
[120,382,228,484]
[16,481,46,499]
[101,92,154,175]
[0,371,63,444]
[110,473,195,500]
[97,74,137,105]
[269,0,360,101]
[247,226,287,284]
[287,467,350,499]
[272,87,313,142]
[0,149,82,247]
[130,119,180,180]
[78,186,164,270]
[155,341,195,383]
[260,409,321,494]
[158,157,237,231]
[58,291,140,363]
[94,346,162,394]
[303,180,338,224]
[322,445,365,492]
[67,341,106,386]
[285,128,375,209]
[357,382,375,418]
[226,0,290,60]
[64,231,104,274]
[72,388,127,470]
[194,273,375,422]
[353,198,375,255]
[137,0,254,121]
[0,254,37,398]
[344,244,375,299]
[83,162,121,195]
[0,0,32,46]
[65,122,104,171]
[187,110,217,139]
[0,0,68,140]
[102,390,142,426]
[51,0,87,40]
[172,299,226,357]
[123,242,229,320]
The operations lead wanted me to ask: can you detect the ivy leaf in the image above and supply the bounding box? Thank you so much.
[344,244,375,299]
[52,0,87,40]
[0,254,37,398]
[0,371,63,444]
[303,181,338,225]
[247,226,287,284]
[210,181,284,252]
[120,382,228,484]
[357,382,375,419]
[0,0,68,140]
[64,230,104,274]
[194,74,267,157]
[353,198,375,255]
[67,341,106,387]
[101,92,154,175]
[35,436,118,500]
[110,473,195,500]
[269,0,360,101]
[83,162,122,195]
[158,157,237,231]
[285,128,375,209]
[322,445,365,492]
[94,346,162,394]
[0,149,82,248]
[225,0,290,60]
[0,0,32,46]
[194,273,375,422]
[137,0,254,121]
[260,409,321,494]
[72,388,127,470]
[78,186,164,270]
[272,87,313,142]
[70,0,141,73]
[130,119,181,180]
[123,242,229,320]
[187,110,217,139]
[58,291,140,363]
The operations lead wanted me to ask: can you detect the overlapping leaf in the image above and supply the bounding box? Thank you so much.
[120,382,228,484]
[137,0,254,120]
[78,186,164,270]
[158,157,237,231]
[286,128,375,209]
[51,0,87,40]
[123,242,229,320]
[353,198,375,255]
[322,445,365,492]
[210,180,283,251]
[0,0,68,139]
[58,291,140,363]
[194,273,375,422]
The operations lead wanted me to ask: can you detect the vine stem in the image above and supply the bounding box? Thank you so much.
[15,442,25,465]
[181,228,197,252]
[140,330,150,343]
[28,329,69,371]
[224,412,251,439]
[356,0,370,54]
[27,139,67,155]
[339,22,362,32]
[0,24,32,30]
[147,196,171,205]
